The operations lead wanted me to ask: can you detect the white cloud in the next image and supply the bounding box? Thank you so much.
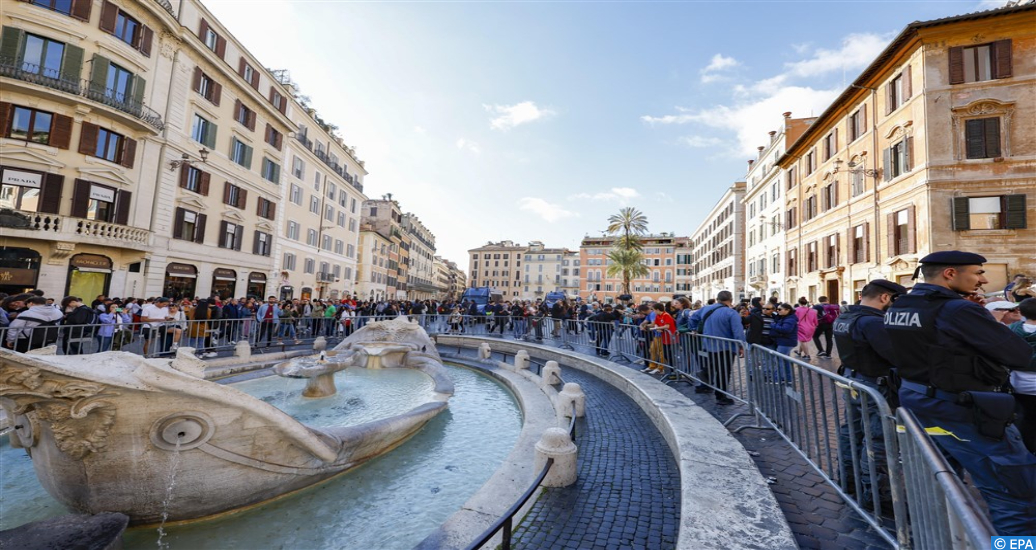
[569,187,641,204]
[977,0,1011,9]
[678,136,725,148]
[784,33,893,79]
[484,101,556,130]
[414,126,426,134]
[456,138,481,154]
[700,54,740,83]
[518,197,577,222]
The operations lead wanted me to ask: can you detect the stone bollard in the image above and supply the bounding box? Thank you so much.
[557,382,586,419]
[313,337,327,351]
[234,340,252,359]
[514,350,530,371]
[478,342,493,362]
[541,361,562,387]
[533,428,577,487]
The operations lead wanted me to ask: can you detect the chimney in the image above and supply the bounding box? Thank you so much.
[768,130,776,142]
[748,159,755,167]
[783,111,792,118]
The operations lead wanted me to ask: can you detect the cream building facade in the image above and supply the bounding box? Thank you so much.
[780,3,1036,303]
[689,182,746,304]
[356,226,390,302]
[558,250,581,300]
[521,241,566,301]
[467,240,526,298]
[403,213,437,301]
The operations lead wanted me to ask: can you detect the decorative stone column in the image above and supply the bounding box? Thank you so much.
[557,382,586,419]
[534,428,577,487]
[541,360,562,387]
[514,350,530,371]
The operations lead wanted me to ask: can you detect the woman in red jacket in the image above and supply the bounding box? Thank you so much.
[643,302,676,375]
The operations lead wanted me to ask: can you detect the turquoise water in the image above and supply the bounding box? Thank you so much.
[0,364,522,549]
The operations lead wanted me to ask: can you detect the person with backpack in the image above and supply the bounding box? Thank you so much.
[812,296,841,358]
[61,296,98,355]
[4,296,63,352]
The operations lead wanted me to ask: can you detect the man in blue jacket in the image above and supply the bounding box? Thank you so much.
[691,291,746,405]
[255,296,282,348]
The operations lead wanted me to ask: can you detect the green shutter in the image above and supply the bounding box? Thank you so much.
[60,44,83,82]
[272,162,280,183]
[0,27,23,61]
[90,54,110,95]
[130,74,146,107]
[242,143,253,169]
[204,122,217,149]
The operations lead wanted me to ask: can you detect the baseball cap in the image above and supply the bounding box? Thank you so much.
[985,301,1018,312]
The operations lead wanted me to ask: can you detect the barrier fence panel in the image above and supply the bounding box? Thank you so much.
[895,408,996,550]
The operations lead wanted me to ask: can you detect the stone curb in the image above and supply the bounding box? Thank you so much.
[435,336,797,550]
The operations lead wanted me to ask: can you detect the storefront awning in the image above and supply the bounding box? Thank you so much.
[166,263,198,278]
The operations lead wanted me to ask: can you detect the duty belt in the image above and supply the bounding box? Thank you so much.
[900,379,961,403]
[845,370,883,385]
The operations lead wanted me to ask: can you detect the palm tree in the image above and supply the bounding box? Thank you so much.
[605,207,650,296]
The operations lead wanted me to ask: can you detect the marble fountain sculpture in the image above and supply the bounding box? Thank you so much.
[0,316,453,525]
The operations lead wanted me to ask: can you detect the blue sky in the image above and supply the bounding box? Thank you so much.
[207,0,1007,271]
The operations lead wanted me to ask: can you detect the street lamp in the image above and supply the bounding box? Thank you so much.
[169,149,209,171]
[831,158,880,178]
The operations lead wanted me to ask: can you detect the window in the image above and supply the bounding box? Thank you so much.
[306,229,318,246]
[254,231,271,256]
[886,67,910,114]
[805,150,816,175]
[807,242,817,272]
[94,128,124,163]
[270,89,286,113]
[0,170,48,213]
[335,240,344,255]
[851,169,865,197]
[265,125,282,150]
[283,252,296,271]
[822,183,837,211]
[351,198,357,213]
[8,106,53,144]
[805,195,817,220]
[304,258,315,274]
[195,70,220,105]
[849,106,867,142]
[174,208,205,242]
[822,131,837,161]
[309,196,319,214]
[32,0,74,16]
[21,34,65,79]
[787,248,798,276]
[950,41,1012,84]
[292,156,305,179]
[964,118,1000,159]
[241,64,254,85]
[234,101,255,130]
[289,184,302,205]
[324,204,334,222]
[786,167,797,190]
[883,137,912,180]
[339,190,348,207]
[219,221,243,250]
[890,207,915,255]
[113,11,139,47]
[852,224,868,263]
[326,183,336,200]
[348,218,356,232]
[257,197,275,220]
[337,212,346,227]
[287,220,300,240]
[261,158,280,183]
[322,235,332,251]
[223,182,245,209]
[825,234,838,268]
[230,138,252,169]
[953,195,1027,231]
[105,61,133,102]
[191,114,216,148]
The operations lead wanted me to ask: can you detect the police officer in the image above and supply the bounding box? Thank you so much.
[834,279,906,513]
[884,251,1035,535]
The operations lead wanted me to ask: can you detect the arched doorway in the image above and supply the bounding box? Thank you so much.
[247,272,267,298]
[211,268,237,300]
[65,254,113,301]
[164,263,197,301]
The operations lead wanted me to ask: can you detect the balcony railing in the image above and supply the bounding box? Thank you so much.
[13,212,152,248]
[151,0,174,16]
[0,58,165,133]
[295,133,313,150]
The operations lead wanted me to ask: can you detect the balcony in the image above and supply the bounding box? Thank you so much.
[1,58,165,133]
[5,212,152,250]
[151,0,174,16]
[295,133,313,151]
[316,272,337,283]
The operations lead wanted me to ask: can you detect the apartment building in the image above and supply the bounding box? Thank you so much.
[558,250,581,299]
[357,224,391,301]
[520,241,566,301]
[741,114,815,303]
[361,198,403,298]
[780,3,1035,302]
[467,241,526,298]
[580,234,685,304]
[403,213,437,300]
[689,182,746,304]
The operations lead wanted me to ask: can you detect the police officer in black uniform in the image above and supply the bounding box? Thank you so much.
[834,279,906,513]
[884,251,1035,535]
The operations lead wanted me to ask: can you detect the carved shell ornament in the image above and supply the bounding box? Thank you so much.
[0,365,118,459]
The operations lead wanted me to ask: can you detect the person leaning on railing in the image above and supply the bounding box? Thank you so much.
[690,291,746,406]
[884,251,1036,536]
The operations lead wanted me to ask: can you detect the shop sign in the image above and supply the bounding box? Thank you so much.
[70,254,113,270]
[166,263,198,277]
[213,268,236,281]
[1,169,42,188]
[0,268,37,285]
[248,272,267,283]
[89,185,116,203]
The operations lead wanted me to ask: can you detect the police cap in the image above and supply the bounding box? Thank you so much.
[868,279,907,295]
[913,250,987,279]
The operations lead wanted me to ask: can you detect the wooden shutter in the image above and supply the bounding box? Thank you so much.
[199,18,210,40]
[253,231,260,254]
[848,226,855,263]
[139,26,153,57]
[1004,194,1027,229]
[250,71,260,90]
[173,207,185,238]
[882,148,892,181]
[211,82,222,106]
[833,128,838,152]
[948,46,965,84]
[833,181,839,206]
[130,75,146,109]
[192,67,203,93]
[70,179,91,218]
[114,190,131,225]
[179,165,189,189]
[223,181,232,205]
[194,213,207,244]
[834,233,840,266]
[861,104,867,131]
[234,99,242,124]
[61,44,84,82]
[277,93,286,115]
[218,220,229,247]
[884,82,893,116]
[199,171,211,196]
[234,224,243,251]
[99,1,119,33]
[268,200,276,220]
[0,102,10,137]
[863,222,871,263]
[39,173,64,214]
[274,131,282,150]
[89,55,110,95]
[965,119,985,159]
[952,197,970,231]
[238,58,247,78]
[0,27,23,61]
[238,188,247,209]
[993,39,1012,79]
[50,114,73,149]
[905,137,914,171]
[247,110,256,132]
[78,122,99,156]
[903,65,912,100]
[887,212,896,256]
[120,137,136,168]
[70,0,92,21]
[256,197,263,216]
[906,205,916,253]
[985,118,1000,158]
[215,36,226,59]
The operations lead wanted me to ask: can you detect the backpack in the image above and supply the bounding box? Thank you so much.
[821,304,840,325]
[17,316,60,349]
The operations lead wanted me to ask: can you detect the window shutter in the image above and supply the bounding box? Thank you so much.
[174,207,185,238]
[199,171,211,196]
[211,82,222,106]
[70,0,92,21]
[993,39,1012,79]
[250,70,259,90]
[219,220,229,247]
[114,190,131,225]
[903,65,912,100]
[238,188,247,209]
[882,148,891,181]
[835,234,840,266]
[99,1,118,33]
[253,231,261,255]
[848,226,856,263]
[78,122,99,155]
[952,197,970,231]
[215,36,226,59]
[887,212,896,256]
[89,54,110,96]
[984,118,1001,158]
[71,179,91,218]
[833,128,838,152]
[256,197,263,217]
[238,58,247,78]
[906,205,916,253]
[274,131,282,150]
[965,119,985,159]
[61,44,84,82]
[833,181,839,206]
[884,83,893,116]
[234,224,243,251]
[120,137,136,168]
[50,114,73,149]
[247,110,256,132]
[1004,194,1027,229]
[861,104,867,130]
[234,99,242,125]
[0,102,9,137]
[130,75,146,108]
[192,67,202,93]
[139,26,153,57]
[39,173,64,214]
[179,165,189,188]
[268,200,276,220]
[199,18,210,40]
[203,121,217,149]
[272,163,280,183]
[948,46,965,84]
[0,27,23,61]
[194,213,207,244]
[223,181,232,204]
[278,94,286,115]
[242,144,253,169]
[863,222,871,263]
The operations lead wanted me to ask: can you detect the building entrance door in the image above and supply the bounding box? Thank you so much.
[826,279,839,304]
